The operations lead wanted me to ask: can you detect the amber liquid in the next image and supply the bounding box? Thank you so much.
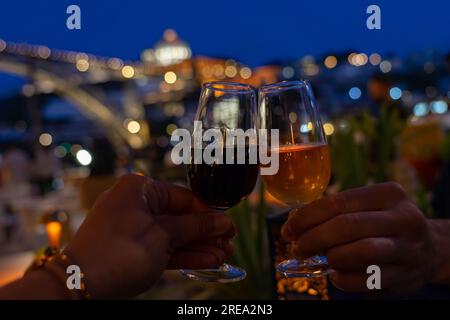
[262,144,330,205]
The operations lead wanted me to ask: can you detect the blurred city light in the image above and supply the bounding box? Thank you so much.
[369,53,381,65]
[121,65,135,78]
[348,87,362,99]
[324,56,337,69]
[127,120,141,133]
[413,102,429,117]
[39,133,52,146]
[53,146,67,158]
[323,123,335,135]
[353,53,368,66]
[304,64,319,76]
[379,60,392,73]
[288,112,297,123]
[282,66,295,79]
[347,53,356,65]
[239,67,252,79]
[76,58,89,72]
[76,149,93,166]
[164,71,177,84]
[225,65,237,78]
[70,144,82,156]
[21,84,35,97]
[300,124,309,133]
[389,87,402,100]
[166,123,178,135]
[107,57,123,70]
[37,46,51,59]
[430,100,448,114]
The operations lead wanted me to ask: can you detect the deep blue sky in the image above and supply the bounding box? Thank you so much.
[1,0,450,95]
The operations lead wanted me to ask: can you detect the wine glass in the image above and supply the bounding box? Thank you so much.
[258,80,331,278]
[180,81,259,282]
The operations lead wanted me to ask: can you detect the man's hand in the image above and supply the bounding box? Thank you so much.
[65,174,235,298]
[282,182,450,293]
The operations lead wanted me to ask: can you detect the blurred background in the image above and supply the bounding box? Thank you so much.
[0,0,449,299]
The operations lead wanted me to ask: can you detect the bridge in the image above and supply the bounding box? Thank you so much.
[0,39,199,150]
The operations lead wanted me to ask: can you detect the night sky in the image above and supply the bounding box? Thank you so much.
[0,0,449,95]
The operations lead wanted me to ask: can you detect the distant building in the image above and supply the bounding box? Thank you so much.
[141,29,192,66]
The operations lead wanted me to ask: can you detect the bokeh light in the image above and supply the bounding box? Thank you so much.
[39,133,52,146]
[164,71,177,84]
[389,87,402,100]
[324,56,337,69]
[76,149,93,166]
[348,87,362,100]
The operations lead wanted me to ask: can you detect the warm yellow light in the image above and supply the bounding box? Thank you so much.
[76,59,89,72]
[122,65,135,78]
[39,133,52,146]
[353,53,368,66]
[288,112,298,123]
[127,120,141,134]
[46,221,62,248]
[129,136,143,149]
[239,67,252,79]
[323,123,335,135]
[304,64,319,76]
[225,65,237,78]
[213,64,224,77]
[164,71,177,84]
[324,56,337,69]
[166,123,178,135]
[347,53,357,65]
[307,122,313,131]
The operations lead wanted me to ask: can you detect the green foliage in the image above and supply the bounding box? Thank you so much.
[373,104,404,182]
[329,116,370,189]
[330,106,405,189]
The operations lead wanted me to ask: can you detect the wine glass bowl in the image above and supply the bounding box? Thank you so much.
[181,81,258,282]
[258,80,331,278]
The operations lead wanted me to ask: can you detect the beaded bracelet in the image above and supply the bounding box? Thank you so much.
[24,247,91,299]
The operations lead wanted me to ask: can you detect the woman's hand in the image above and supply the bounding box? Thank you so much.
[65,173,235,298]
[282,182,450,293]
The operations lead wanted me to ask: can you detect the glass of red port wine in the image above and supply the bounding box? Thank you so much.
[181,81,258,283]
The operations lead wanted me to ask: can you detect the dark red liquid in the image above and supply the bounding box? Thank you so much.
[187,146,258,210]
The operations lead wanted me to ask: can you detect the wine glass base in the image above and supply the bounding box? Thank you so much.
[180,263,246,283]
[276,256,329,278]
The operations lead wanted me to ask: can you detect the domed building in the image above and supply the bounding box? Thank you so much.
[141,29,192,66]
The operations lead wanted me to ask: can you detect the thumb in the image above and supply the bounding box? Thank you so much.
[159,213,234,248]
